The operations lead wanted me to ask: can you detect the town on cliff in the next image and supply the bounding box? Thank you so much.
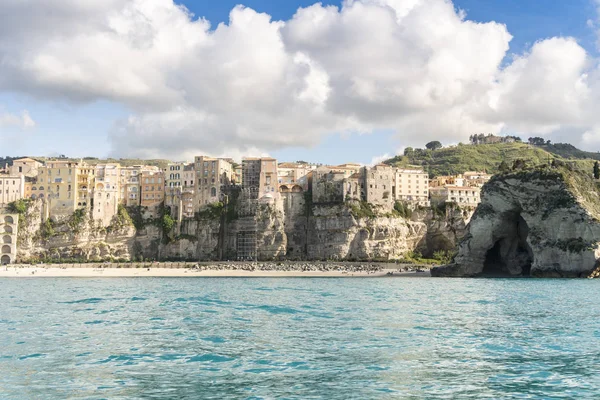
[2,135,600,277]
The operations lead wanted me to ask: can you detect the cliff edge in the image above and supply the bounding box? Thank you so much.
[432,165,600,278]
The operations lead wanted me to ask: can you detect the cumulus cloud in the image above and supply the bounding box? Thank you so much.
[0,108,36,130]
[0,0,599,157]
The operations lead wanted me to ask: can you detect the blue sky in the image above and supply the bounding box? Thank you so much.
[1,0,599,164]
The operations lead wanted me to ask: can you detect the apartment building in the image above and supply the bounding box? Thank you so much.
[37,160,95,217]
[165,162,195,219]
[430,185,481,207]
[140,170,164,208]
[394,168,429,205]
[195,156,233,208]
[242,157,278,200]
[93,164,120,226]
[0,175,25,206]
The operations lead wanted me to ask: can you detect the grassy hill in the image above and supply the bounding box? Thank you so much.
[384,143,595,177]
[535,143,600,161]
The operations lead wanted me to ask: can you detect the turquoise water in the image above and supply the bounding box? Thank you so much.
[1,278,599,399]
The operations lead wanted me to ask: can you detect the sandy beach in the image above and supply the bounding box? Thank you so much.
[0,266,431,278]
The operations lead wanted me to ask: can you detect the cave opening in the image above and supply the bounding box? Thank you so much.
[482,214,533,277]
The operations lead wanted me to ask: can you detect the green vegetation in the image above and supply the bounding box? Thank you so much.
[386,142,557,177]
[40,219,56,239]
[67,208,88,232]
[537,142,600,161]
[126,206,146,231]
[347,201,377,219]
[6,199,30,215]
[392,201,412,219]
[196,202,224,220]
[107,204,134,232]
[160,211,175,243]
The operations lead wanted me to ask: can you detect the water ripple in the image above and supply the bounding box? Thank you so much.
[0,278,599,399]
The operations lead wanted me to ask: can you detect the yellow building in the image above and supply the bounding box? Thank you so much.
[140,170,164,208]
[37,160,95,218]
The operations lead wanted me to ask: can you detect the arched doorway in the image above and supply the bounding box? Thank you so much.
[4,216,14,224]
[279,185,290,193]
[3,225,12,234]
[1,255,10,265]
[2,235,11,244]
[1,245,11,254]
[291,185,303,193]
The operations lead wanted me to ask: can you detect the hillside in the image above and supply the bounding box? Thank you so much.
[384,143,591,177]
[535,143,600,161]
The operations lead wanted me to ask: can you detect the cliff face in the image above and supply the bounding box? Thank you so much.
[307,204,427,260]
[13,194,470,263]
[432,166,600,278]
[18,200,138,262]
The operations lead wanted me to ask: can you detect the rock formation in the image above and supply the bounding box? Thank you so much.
[10,193,471,263]
[432,166,600,278]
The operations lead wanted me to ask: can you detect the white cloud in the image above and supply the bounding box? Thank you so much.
[0,108,36,129]
[369,153,391,166]
[0,0,600,157]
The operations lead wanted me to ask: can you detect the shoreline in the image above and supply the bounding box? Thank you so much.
[0,264,432,278]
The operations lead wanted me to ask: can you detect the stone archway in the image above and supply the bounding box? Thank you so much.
[1,245,11,254]
[4,216,14,224]
[1,255,10,265]
[2,235,11,244]
[481,214,533,277]
[3,225,12,234]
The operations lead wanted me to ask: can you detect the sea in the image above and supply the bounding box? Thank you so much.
[1,277,599,399]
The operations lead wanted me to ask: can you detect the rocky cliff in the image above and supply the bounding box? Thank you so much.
[11,194,470,263]
[432,165,600,278]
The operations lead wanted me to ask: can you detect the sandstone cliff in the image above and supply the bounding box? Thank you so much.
[11,194,470,263]
[432,165,600,278]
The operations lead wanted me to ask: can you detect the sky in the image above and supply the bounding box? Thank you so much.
[1,0,600,165]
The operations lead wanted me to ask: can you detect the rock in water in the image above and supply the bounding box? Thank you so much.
[432,166,600,278]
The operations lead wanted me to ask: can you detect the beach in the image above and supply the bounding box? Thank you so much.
[0,262,432,278]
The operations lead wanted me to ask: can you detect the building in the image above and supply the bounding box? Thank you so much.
[242,157,278,200]
[140,170,164,208]
[9,157,43,178]
[394,168,430,206]
[365,164,395,209]
[165,162,195,219]
[463,171,492,187]
[195,156,233,209]
[36,160,95,218]
[1,213,18,265]
[92,164,121,226]
[120,166,142,207]
[430,185,481,207]
[278,162,315,192]
[0,175,25,206]
[311,166,348,204]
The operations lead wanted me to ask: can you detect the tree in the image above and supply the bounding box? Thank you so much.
[425,141,442,151]
[498,160,510,173]
[403,147,414,156]
[528,137,546,146]
[594,161,600,180]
